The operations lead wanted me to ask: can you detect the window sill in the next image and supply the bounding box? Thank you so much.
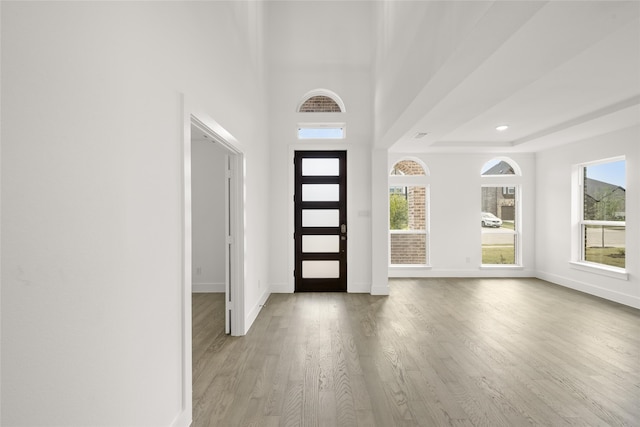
[569,261,628,280]
[480,265,524,270]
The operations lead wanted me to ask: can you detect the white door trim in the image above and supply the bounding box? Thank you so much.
[188,115,245,335]
[176,95,246,427]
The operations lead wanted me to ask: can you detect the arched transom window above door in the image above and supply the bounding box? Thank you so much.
[297,89,346,113]
[299,96,341,112]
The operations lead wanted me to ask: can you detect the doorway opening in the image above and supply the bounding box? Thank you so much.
[188,117,244,334]
[191,124,231,333]
[179,109,246,425]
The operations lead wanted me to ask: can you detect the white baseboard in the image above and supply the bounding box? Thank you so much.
[192,282,225,293]
[389,268,535,278]
[170,409,191,427]
[245,288,270,334]
[536,271,640,309]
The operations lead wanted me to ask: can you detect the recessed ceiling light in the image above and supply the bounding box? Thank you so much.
[496,125,509,132]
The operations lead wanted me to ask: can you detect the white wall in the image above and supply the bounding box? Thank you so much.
[387,153,536,277]
[1,2,268,425]
[371,149,390,294]
[536,126,640,308]
[0,1,3,421]
[191,139,227,293]
[266,1,374,293]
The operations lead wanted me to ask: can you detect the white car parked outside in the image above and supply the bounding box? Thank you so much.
[481,212,503,228]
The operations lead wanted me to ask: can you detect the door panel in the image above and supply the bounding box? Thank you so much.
[295,151,347,292]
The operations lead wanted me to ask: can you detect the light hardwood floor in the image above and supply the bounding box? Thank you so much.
[192,278,640,426]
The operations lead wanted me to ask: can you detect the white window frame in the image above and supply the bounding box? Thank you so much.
[480,157,523,269]
[388,183,430,267]
[388,160,430,269]
[571,157,627,279]
[480,184,521,268]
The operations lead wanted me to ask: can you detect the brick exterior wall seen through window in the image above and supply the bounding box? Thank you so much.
[390,234,426,264]
[299,96,342,112]
[391,160,425,176]
[407,187,426,230]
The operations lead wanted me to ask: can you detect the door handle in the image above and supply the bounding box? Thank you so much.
[341,224,347,233]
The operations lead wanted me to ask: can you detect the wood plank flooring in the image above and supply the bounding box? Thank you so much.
[192,278,640,426]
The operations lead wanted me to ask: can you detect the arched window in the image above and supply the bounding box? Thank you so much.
[389,159,429,267]
[297,89,346,113]
[299,96,342,112]
[481,157,521,176]
[390,159,427,176]
[481,157,521,266]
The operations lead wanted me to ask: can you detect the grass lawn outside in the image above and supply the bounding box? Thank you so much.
[482,245,515,264]
[501,221,515,230]
[585,246,625,268]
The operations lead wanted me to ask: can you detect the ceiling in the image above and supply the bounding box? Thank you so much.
[385,1,640,154]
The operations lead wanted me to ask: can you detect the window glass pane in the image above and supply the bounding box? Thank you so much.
[302,261,340,278]
[481,187,516,229]
[482,159,516,175]
[299,95,342,112]
[584,225,625,268]
[302,235,340,253]
[390,234,426,265]
[298,127,344,139]
[302,184,339,201]
[481,186,517,265]
[302,209,339,227]
[389,186,426,231]
[302,158,339,176]
[482,232,515,264]
[584,160,626,221]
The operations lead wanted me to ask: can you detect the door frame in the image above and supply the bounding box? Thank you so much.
[188,115,244,335]
[288,144,351,292]
[178,98,246,426]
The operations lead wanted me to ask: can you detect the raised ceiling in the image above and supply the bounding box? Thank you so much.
[382,1,640,153]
